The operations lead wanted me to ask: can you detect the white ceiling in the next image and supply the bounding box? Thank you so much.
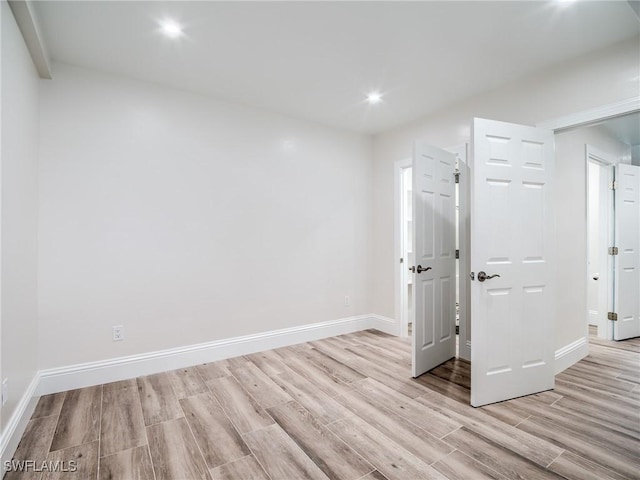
[35,1,640,134]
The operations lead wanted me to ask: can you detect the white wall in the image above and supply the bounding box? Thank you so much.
[38,63,373,369]
[370,36,640,352]
[632,145,640,166]
[1,0,40,429]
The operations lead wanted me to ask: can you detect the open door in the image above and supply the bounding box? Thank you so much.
[470,118,556,407]
[411,142,457,378]
[613,163,640,340]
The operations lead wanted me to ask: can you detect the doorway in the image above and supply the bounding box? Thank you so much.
[586,147,614,339]
[405,119,558,407]
[395,159,413,339]
[552,111,640,342]
[395,145,469,354]
[400,106,639,407]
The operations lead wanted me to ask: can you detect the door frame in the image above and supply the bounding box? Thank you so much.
[585,145,615,340]
[394,158,413,339]
[537,98,640,132]
[445,144,471,362]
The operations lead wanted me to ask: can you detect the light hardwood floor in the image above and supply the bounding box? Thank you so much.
[5,329,640,480]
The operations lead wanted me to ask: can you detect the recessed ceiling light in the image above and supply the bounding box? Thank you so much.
[367,92,383,105]
[160,19,183,39]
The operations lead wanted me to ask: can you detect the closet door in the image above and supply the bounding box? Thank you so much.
[470,118,556,407]
[613,163,640,340]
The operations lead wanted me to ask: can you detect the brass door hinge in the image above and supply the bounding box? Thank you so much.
[608,312,618,321]
[609,247,619,255]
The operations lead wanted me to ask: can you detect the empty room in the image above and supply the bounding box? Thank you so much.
[1,1,640,479]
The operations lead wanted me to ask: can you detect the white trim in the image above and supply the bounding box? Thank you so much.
[554,336,589,375]
[537,98,640,132]
[0,373,40,473]
[38,314,393,395]
[7,0,52,79]
[2,315,398,470]
[587,145,618,166]
[369,314,400,336]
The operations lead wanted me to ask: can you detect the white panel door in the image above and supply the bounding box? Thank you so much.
[614,163,640,340]
[471,118,555,407]
[411,142,456,378]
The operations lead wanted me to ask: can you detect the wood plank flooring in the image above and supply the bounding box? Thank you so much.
[5,329,639,480]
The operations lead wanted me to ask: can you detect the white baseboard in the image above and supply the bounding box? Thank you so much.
[3,313,398,467]
[4,316,589,471]
[554,336,589,375]
[459,340,471,362]
[0,373,40,473]
[369,314,399,336]
[38,314,398,396]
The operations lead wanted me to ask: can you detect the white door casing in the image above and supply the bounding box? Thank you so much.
[411,142,457,378]
[470,118,556,407]
[613,163,640,340]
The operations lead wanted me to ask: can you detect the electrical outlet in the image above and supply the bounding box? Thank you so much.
[2,378,8,407]
[113,325,124,342]
[344,295,351,307]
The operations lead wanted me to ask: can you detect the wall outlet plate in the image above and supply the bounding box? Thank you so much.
[113,325,124,341]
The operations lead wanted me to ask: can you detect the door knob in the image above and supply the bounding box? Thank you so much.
[416,265,432,274]
[477,271,500,282]
[593,275,599,281]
